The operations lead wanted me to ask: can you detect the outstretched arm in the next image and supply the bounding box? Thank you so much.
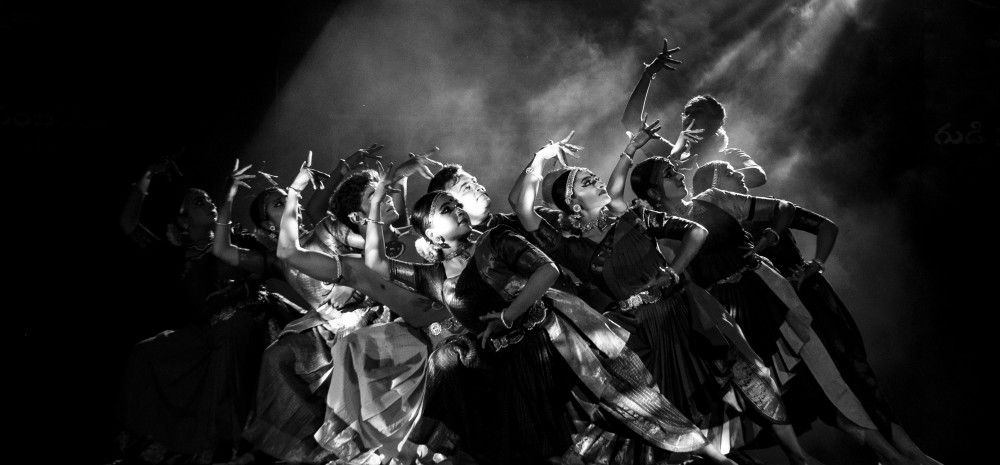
[622,39,681,134]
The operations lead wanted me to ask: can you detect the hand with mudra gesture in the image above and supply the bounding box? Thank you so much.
[644,38,682,77]
[534,130,584,167]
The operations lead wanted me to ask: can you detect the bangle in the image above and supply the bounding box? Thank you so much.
[620,151,634,163]
[215,220,232,226]
[524,166,542,180]
[761,228,780,242]
[499,311,513,329]
[287,186,303,195]
[811,258,825,270]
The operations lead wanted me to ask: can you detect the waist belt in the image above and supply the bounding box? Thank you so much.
[491,300,549,352]
[711,255,766,288]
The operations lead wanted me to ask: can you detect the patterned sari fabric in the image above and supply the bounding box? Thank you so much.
[385,226,710,465]
[750,227,894,436]
[118,231,300,464]
[527,206,786,454]
[685,189,878,437]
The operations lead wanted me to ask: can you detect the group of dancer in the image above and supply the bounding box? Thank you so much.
[115,40,941,465]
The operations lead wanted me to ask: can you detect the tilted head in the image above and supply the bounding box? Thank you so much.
[427,163,491,221]
[249,187,286,234]
[410,191,473,246]
[630,157,688,205]
[682,95,729,154]
[331,169,399,234]
[540,167,611,215]
[692,160,747,195]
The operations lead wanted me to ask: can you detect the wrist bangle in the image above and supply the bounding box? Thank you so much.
[762,228,779,242]
[287,186,303,195]
[812,258,825,269]
[620,152,634,162]
[499,311,513,329]
[524,166,542,180]
[215,220,232,226]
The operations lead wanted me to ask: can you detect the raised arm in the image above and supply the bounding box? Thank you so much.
[608,119,663,212]
[513,136,580,232]
[303,144,384,226]
[621,39,681,134]
[362,178,393,278]
[212,159,257,267]
[276,156,344,281]
[385,147,442,231]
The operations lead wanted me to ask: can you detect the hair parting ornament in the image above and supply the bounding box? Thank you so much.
[563,168,581,209]
[711,163,721,189]
[424,191,453,233]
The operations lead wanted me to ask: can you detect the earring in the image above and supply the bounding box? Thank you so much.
[568,203,583,229]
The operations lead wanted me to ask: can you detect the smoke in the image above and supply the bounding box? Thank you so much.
[242,1,934,459]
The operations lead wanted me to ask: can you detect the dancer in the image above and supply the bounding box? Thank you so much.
[706,162,942,465]
[514,130,829,463]
[116,162,300,465]
[275,154,466,464]
[362,158,744,464]
[621,39,766,187]
[625,156,918,465]
[425,163,563,234]
[210,151,387,465]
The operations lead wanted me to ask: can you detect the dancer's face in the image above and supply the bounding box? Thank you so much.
[571,169,611,211]
[445,170,490,220]
[426,195,471,243]
[358,182,400,225]
[658,164,688,201]
[261,190,299,232]
[181,189,218,227]
[712,163,748,194]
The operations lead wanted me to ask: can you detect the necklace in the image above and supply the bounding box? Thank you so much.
[577,208,614,234]
[440,238,474,261]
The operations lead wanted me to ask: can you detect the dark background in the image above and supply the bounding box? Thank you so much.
[6,0,996,463]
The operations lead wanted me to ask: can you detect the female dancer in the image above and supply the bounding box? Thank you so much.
[275,154,466,464]
[116,162,300,465]
[706,163,942,465]
[625,157,920,465]
[209,154,389,465]
[513,130,822,464]
[358,151,742,464]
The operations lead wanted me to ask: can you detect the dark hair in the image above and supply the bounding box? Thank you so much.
[630,157,672,203]
[410,190,458,237]
[331,169,380,234]
[682,95,726,137]
[427,164,463,194]
[550,170,572,213]
[691,161,729,195]
[249,187,282,230]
